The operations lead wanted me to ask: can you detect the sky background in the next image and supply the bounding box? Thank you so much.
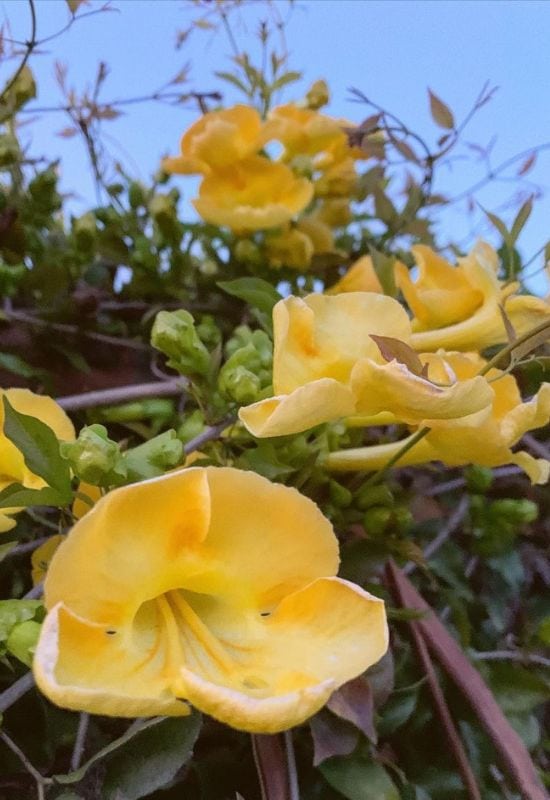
[1,0,549,292]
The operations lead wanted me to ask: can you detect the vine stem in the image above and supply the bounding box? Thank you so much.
[56,379,187,412]
[251,734,291,800]
[0,0,37,103]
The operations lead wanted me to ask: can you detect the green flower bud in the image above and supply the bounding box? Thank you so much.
[492,498,538,525]
[151,309,211,377]
[92,399,174,424]
[7,620,41,667]
[196,315,222,349]
[73,211,97,250]
[124,429,183,482]
[363,506,392,536]
[60,424,126,485]
[128,181,146,208]
[234,239,261,266]
[177,409,205,444]
[0,134,20,168]
[393,507,413,531]
[329,480,352,508]
[465,465,494,493]
[356,483,394,510]
[219,364,261,405]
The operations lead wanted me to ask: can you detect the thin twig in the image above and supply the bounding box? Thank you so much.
[0,0,37,103]
[470,650,550,669]
[522,433,550,461]
[56,379,187,412]
[183,415,237,455]
[0,730,52,789]
[251,735,290,800]
[403,495,469,574]
[0,672,34,713]
[6,536,49,556]
[2,308,150,351]
[71,713,90,771]
[24,581,43,599]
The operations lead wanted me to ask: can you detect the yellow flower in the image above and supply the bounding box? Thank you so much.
[315,198,352,228]
[265,227,314,270]
[162,105,265,176]
[314,157,359,198]
[396,242,550,351]
[239,294,494,438]
[0,389,75,532]
[327,256,383,294]
[296,217,335,254]
[33,467,388,732]
[326,352,550,484]
[265,104,347,159]
[194,156,313,232]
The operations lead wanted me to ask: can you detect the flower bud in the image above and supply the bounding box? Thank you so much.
[305,79,330,110]
[124,430,183,481]
[219,364,262,405]
[7,620,41,667]
[177,409,205,444]
[151,309,211,376]
[60,424,126,485]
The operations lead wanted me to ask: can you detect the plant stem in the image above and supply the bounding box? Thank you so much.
[0,672,34,713]
[56,379,187,412]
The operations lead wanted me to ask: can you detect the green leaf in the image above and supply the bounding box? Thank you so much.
[214,71,250,95]
[320,756,400,800]
[2,397,72,498]
[480,205,510,246]
[0,353,48,380]
[218,278,281,317]
[102,714,202,800]
[271,70,302,90]
[510,197,533,245]
[0,482,69,509]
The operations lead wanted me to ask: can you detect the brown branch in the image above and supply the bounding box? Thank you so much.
[0,0,37,103]
[56,379,186,412]
[251,734,291,800]
[387,563,482,800]
[183,415,237,456]
[0,672,34,713]
[386,561,548,800]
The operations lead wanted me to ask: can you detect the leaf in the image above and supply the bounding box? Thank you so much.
[0,352,47,380]
[102,714,201,800]
[57,127,78,138]
[2,397,72,498]
[310,710,358,766]
[326,676,377,743]
[510,197,533,244]
[0,541,17,562]
[66,0,85,12]
[320,756,400,800]
[373,188,397,224]
[428,89,455,130]
[271,70,302,90]
[0,482,69,509]
[218,278,281,317]
[518,152,536,176]
[480,205,510,245]
[368,248,397,297]
[498,305,516,343]
[214,71,249,95]
[370,335,424,376]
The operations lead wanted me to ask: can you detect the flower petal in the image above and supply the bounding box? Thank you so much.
[178,577,388,732]
[239,378,357,437]
[203,468,339,607]
[350,358,494,427]
[34,603,190,717]
[273,293,411,394]
[45,468,212,625]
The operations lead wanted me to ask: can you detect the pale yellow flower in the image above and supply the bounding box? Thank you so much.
[265,104,347,159]
[265,227,314,270]
[0,389,75,532]
[396,242,550,351]
[33,467,388,732]
[239,294,493,437]
[326,352,550,484]
[193,157,313,232]
[162,105,265,176]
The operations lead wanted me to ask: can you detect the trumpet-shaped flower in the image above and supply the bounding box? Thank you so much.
[326,352,550,484]
[162,105,266,176]
[327,256,384,294]
[265,104,349,160]
[239,293,494,438]
[193,157,313,232]
[396,242,550,351]
[0,389,75,532]
[33,467,388,732]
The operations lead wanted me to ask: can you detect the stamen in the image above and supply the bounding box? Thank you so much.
[168,591,235,675]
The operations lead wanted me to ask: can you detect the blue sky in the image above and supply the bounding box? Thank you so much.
[2,0,549,292]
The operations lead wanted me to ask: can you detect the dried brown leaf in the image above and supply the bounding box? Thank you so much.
[371,335,424,376]
[326,676,377,742]
[428,89,455,130]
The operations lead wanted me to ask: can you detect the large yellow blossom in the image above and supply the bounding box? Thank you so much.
[0,389,75,532]
[239,293,493,438]
[265,104,348,160]
[396,242,550,351]
[193,156,313,232]
[326,352,550,484]
[162,105,266,176]
[33,467,388,733]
